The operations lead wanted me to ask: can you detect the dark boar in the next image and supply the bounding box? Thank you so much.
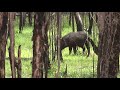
[54,31,90,60]
[60,31,90,56]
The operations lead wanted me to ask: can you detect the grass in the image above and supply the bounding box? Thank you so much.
[6,15,118,78]
[48,47,98,78]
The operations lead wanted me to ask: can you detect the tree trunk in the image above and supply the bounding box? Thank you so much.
[0,12,8,78]
[88,37,98,55]
[28,12,32,26]
[97,12,120,78]
[19,12,23,33]
[74,12,83,31]
[69,12,72,26]
[56,12,62,77]
[71,12,75,32]
[42,12,50,78]
[32,12,45,78]
[19,12,26,33]
[8,12,16,78]
[17,45,21,78]
[88,12,93,35]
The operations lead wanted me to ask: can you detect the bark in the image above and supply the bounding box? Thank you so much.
[0,12,8,78]
[32,12,44,78]
[56,12,62,77]
[19,12,23,33]
[51,14,54,61]
[8,12,16,78]
[74,12,83,31]
[28,12,32,26]
[88,12,93,35]
[72,12,83,53]
[69,12,72,26]
[42,12,50,78]
[72,12,75,32]
[88,37,98,55]
[32,12,49,78]
[97,12,120,78]
[19,12,26,33]
[17,45,21,78]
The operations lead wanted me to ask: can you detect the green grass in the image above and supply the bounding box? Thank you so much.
[48,46,98,78]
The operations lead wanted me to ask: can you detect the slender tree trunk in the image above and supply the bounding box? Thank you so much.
[74,12,83,31]
[71,12,75,32]
[53,15,57,61]
[42,12,50,78]
[97,12,120,78]
[23,12,26,26]
[69,12,72,26]
[28,12,32,26]
[8,12,16,78]
[56,12,62,77]
[88,12,93,35]
[73,12,83,53]
[19,12,26,33]
[51,13,54,61]
[19,12,23,33]
[88,37,98,55]
[0,12,8,78]
[17,45,21,78]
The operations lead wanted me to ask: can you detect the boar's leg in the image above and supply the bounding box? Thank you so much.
[69,47,72,55]
[85,41,90,57]
[60,50,63,62]
[82,46,85,54]
[73,46,77,55]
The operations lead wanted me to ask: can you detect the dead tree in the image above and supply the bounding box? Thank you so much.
[8,12,16,78]
[97,12,120,78]
[0,12,8,78]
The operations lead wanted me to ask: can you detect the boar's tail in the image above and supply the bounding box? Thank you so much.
[88,37,98,55]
